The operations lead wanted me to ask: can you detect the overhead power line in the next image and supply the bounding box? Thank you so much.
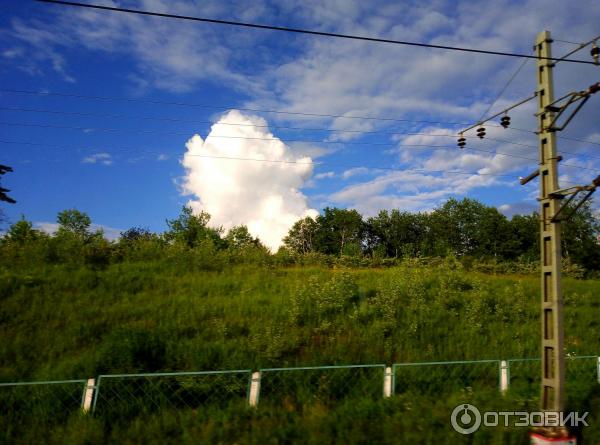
[36,0,597,65]
[1,139,587,186]
[0,105,539,140]
[0,88,469,125]
[2,138,597,174]
[0,105,470,130]
[3,98,598,149]
[554,38,585,46]
[0,89,544,135]
[552,34,600,66]
[4,119,600,162]
[477,57,530,123]
[0,138,525,180]
[0,120,537,148]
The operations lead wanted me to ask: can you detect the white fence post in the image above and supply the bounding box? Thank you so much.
[597,357,600,384]
[499,361,509,394]
[248,372,261,407]
[81,378,95,413]
[383,367,393,398]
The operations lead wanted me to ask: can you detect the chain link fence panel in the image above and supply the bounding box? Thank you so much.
[393,360,500,396]
[0,379,87,441]
[258,365,386,408]
[92,370,251,421]
[508,356,599,408]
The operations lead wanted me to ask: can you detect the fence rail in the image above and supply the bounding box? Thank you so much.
[2,356,599,427]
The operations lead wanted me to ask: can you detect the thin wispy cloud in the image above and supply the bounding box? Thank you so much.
[82,153,113,165]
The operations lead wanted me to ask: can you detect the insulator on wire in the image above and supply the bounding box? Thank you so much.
[592,42,599,65]
[500,114,511,129]
[476,126,486,139]
[457,134,466,148]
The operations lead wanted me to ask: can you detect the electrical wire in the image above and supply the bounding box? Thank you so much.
[0,88,471,125]
[477,56,530,122]
[0,120,501,144]
[0,105,470,132]
[0,107,540,146]
[36,0,597,65]
[2,137,597,174]
[553,35,600,66]
[4,104,599,151]
[0,98,539,136]
[4,119,600,163]
[554,38,585,46]
[0,138,524,180]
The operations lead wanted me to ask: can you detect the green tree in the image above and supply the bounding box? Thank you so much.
[509,213,539,261]
[120,227,153,242]
[562,201,600,271]
[57,209,92,240]
[366,210,425,257]
[2,217,41,244]
[427,198,514,258]
[165,206,224,248]
[226,225,261,249]
[283,216,318,254]
[314,208,364,255]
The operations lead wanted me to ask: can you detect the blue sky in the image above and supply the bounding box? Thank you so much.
[1,0,599,249]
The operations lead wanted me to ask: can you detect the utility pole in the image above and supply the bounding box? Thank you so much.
[530,30,600,445]
[535,31,565,420]
[458,29,600,444]
[530,28,574,445]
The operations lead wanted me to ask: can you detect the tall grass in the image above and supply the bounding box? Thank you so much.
[1,259,598,379]
[1,259,599,443]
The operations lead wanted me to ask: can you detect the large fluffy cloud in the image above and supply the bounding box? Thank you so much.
[181,110,318,251]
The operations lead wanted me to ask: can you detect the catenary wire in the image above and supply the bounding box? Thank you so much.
[3,104,598,150]
[4,120,600,162]
[1,137,597,174]
[0,105,541,142]
[0,120,544,150]
[0,88,473,125]
[2,139,585,186]
[36,0,597,65]
[477,56,530,122]
[0,138,526,180]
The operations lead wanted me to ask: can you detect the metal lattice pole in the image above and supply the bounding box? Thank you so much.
[535,30,565,414]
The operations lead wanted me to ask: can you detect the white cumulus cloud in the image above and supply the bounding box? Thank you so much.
[181,110,318,251]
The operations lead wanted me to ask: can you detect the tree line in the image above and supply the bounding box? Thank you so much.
[282,198,600,271]
[1,198,599,273]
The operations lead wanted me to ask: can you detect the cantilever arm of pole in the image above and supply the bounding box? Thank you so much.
[551,175,600,222]
[519,156,563,185]
[545,82,600,132]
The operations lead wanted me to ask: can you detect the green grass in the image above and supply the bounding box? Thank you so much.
[1,259,599,443]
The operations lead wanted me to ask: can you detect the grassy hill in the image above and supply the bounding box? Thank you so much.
[1,259,599,443]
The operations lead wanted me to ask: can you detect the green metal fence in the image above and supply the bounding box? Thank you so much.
[392,359,500,396]
[258,364,386,407]
[1,356,598,428]
[0,379,88,437]
[91,370,251,419]
[507,355,598,403]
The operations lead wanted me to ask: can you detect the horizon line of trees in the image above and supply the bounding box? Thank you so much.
[282,198,600,271]
[1,198,599,272]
